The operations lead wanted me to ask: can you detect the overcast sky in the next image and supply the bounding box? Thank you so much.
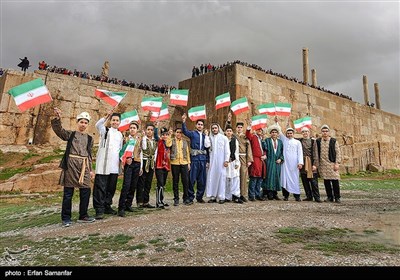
[1,0,399,115]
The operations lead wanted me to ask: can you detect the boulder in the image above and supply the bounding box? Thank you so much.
[367,163,384,172]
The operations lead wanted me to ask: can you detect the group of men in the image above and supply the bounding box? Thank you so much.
[169,113,342,206]
[51,108,342,227]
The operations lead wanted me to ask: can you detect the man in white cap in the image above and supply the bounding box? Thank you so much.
[316,125,342,203]
[225,112,253,202]
[275,117,303,201]
[51,108,95,227]
[263,124,284,200]
[298,127,322,202]
[206,123,230,204]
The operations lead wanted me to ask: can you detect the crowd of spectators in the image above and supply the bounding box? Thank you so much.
[191,60,353,102]
[0,58,368,103]
[38,62,175,94]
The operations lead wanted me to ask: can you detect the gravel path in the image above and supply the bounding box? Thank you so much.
[4,188,399,267]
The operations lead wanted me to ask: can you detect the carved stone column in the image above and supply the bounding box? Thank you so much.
[374,83,381,109]
[302,48,309,85]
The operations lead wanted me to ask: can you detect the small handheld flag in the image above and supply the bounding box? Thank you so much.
[251,115,268,130]
[118,110,140,132]
[188,105,206,121]
[170,89,189,106]
[141,97,163,112]
[95,89,126,107]
[150,103,170,121]
[257,103,276,116]
[8,78,52,112]
[275,103,291,116]
[294,116,312,131]
[230,97,249,115]
[215,92,231,110]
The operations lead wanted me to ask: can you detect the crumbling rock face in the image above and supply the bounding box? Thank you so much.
[1,169,61,193]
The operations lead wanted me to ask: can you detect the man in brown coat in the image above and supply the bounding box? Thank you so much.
[225,112,253,202]
[51,108,95,227]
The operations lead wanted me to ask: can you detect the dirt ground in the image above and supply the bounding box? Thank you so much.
[1,149,399,267]
[3,187,399,267]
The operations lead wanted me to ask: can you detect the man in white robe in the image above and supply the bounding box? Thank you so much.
[225,126,242,203]
[276,121,303,201]
[93,111,123,218]
[206,123,230,204]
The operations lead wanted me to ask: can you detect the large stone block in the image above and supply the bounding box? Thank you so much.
[0,182,14,192]
[12,170,62,193]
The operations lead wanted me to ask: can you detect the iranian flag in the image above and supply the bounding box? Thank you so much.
[294,116,312,131]
[95,89,126,107]
[150,103,170,121]
[257,103,276,116]
[141,96,163,112]
[119,139,136,166]
[188,105,206,121]
[215,92,231,110]
[8,78,52,112]
[170,89,189,106]
[230,97,249,115]
[251,115,268,130]
[118,110,140,132]
[275,103,292,116]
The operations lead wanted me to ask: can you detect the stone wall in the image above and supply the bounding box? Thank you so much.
[1,65,399,173]
[0,69,175,148]
[179,64,400,173]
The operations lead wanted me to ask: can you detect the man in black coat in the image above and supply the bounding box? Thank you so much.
[18,57,30,73]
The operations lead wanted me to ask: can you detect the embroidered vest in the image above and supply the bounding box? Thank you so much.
[170,139,188,160]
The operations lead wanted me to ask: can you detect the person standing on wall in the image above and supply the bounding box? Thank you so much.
[18,57,30,73]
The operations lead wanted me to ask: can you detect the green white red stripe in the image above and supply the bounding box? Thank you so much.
[119,139,136,166]
[215,92,231,110]
[275,102,291,116]
[95,89,126,107]
[8,78,52,112]
[150,103,170,121]
[257,103,276,116]
[170,89,189,106]
[188,105,206,121]
[251,115,268,130]
[293,116,312,131]
[118,110,140,131]
[141,96,163,112]
[230,97,249,115]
